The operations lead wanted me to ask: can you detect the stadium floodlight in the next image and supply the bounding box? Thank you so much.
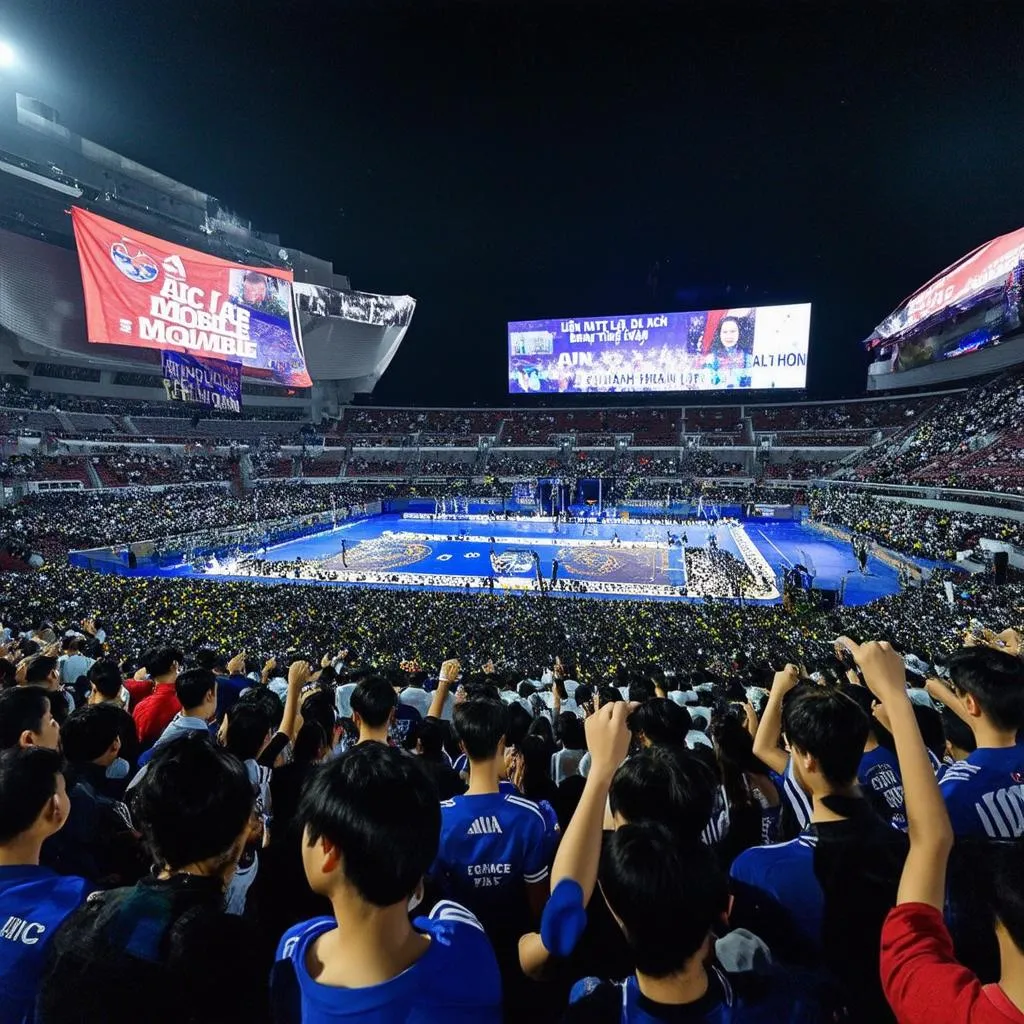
[0,42,15,69]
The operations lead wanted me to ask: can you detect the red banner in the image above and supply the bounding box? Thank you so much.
[869,224,1024,346]
[71,207,311,387]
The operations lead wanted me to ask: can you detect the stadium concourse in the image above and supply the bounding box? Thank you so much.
[3,376,1024,1023]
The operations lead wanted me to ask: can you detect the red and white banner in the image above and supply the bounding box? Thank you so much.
[870,224,1024,346]
[71,207,311,387]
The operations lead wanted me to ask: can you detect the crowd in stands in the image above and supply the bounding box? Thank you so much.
[0,557,1023,1021]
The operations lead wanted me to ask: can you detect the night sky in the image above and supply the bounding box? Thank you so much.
[1,0,1023,404]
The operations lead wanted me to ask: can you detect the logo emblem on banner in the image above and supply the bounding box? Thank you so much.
[110,241,159,283]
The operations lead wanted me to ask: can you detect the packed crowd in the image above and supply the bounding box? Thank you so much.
[0,558,1022,1021]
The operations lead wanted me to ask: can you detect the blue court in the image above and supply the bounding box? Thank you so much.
[121,513,919,605]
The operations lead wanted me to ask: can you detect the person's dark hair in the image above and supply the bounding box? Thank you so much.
[596,683,623,706]
[504,702,532,748]
[60,704,122,763]
[527,714,555,751]
[25,656,58,685]
[517,734,554,802]
[628,678,656,704]
[134,733,253,871]
[413,717,446,762]
[453,697,506,761]
[978,841,1024,953]
[710,713,772,812]
[600,824,728,977]
[175,668,216,711]
[609,745,716,841]
[0,660,15,690]
[948,646,1024,732]
[350,675,397,728]
[145,647,183,679]
[299,743,441,906]
[555,712,586,752]
[87,659,123,700]
[300,689,338,743]
[291,720,329,767]
[781,683,869,787]
[193,648,226,673]
[222,702,273,761]
[0,746,65,843]
[0,687,51,749]
[236,685,283,725]
[628,698,690,747]
[911,703,946,762]
[941,706,977,755]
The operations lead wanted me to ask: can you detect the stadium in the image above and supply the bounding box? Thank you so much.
[1,3,1023,1023]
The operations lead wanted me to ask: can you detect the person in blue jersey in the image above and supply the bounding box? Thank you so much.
[563,825,825,1023]
[431,695,551,953]
[731,672,906,1022]
[36,734,269,1024]
[0,747,90,1024]
[846,685,907,831]
[935,645,1024,838]
[271,742,501,1023]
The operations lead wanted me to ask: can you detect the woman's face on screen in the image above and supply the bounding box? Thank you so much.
[720,320,740,348]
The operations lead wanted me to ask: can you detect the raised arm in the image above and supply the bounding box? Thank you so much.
[840,637,954,909]
[279,660,310,742]
[752,664,800,775]
[427,658,460,720]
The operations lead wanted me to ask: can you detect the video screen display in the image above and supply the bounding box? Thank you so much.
[71,207,311,387]
[508,302,810,394]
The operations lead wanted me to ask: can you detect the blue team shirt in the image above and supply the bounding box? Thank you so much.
[939,742,1024,838]
[433,791,550,940]
[858,747,906,831]
[730,834,823,949]
[0,865,91,1024]
[271,900,501,1023]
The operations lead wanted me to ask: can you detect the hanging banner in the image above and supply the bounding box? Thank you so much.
[161,350,242,413]
[71,207,311,387]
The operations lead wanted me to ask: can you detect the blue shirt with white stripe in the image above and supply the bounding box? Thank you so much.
[939,742,1024,838]
[432,791,550,944]
[271,900,501,1022]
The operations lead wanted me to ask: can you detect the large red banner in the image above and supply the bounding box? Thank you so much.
[869,224,1024,346]
[71,207,311,387]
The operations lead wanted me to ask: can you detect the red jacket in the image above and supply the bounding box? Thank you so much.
[133,683,181,749]
[881,902,1024,1023]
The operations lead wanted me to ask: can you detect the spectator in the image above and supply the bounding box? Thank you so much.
[0,687,61,751]
[350,674,398,745]
[131,647,183,750]
[137,667,217,766]
[84,660,139,774]
[935,646,1024,838]
[271,743,502,1022]
[0,747,90,1024]
[36,733,268,1024]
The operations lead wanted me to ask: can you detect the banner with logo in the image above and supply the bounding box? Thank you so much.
[71,207,311,387]
[161,350,242,413]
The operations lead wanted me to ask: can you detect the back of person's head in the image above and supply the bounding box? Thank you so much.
[517,734,553,799]
[504,702,532,748]
[781,683,869,788]
[0,746,66,844]
[193,648,224,673]
[0,660,14,691]
[135,733,253,872]
[0,686,54,750]
[350,675,397,729]
[301,689,338,744]
[609,745,716,841]
[941,706,977,756]
[88,659,123,700]
[291,720,329,767]
[628,678,656,704]
[597,683,623,706]
[221,701,273,762]
[175,667,216,711]
[600,823,728,977]
[453,697,506,761]
[413,717,445,762]
[236,685,282,724]
[628,698,690,747]
[911,702,946,762]
[710,711,769,808]
[60,704,122,764]
[527,714,555,747]
[949,646,1024,732]
[555,712,586,751]
[146,646,184,679]
[978,841,1024,954]
[299,742,441,906]
[25,656,58,686]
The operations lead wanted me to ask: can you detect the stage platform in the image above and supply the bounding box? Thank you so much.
[101,512,924,605]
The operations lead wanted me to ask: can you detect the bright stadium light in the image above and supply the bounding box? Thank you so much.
[0,42,15,69]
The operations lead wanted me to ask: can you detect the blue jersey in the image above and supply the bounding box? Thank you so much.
[433,791,549,942]
[939,742,1024,838]
[271,900,501,1023]
[858,747,906,831]
[0,865,91,1024]
[730,834,822,952]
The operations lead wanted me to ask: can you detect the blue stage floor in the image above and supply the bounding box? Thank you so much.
[131,514,915,606]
